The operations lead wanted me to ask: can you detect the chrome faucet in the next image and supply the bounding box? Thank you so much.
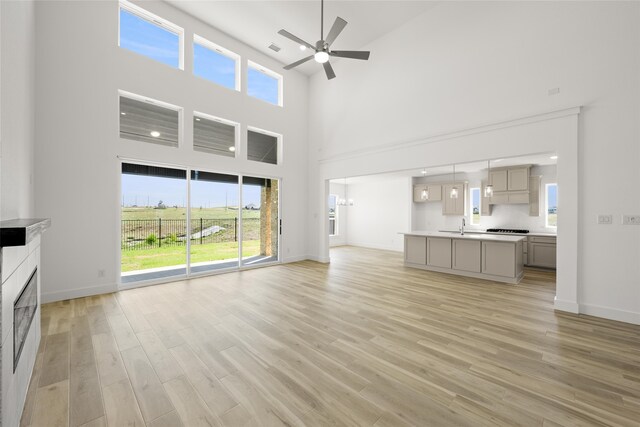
[459,217,466,235]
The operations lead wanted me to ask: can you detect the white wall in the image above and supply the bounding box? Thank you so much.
[34,0,309,302]
[344,177,411,252]
[308,2,640,323]
[1,0,36,221]
[413,165,557,232]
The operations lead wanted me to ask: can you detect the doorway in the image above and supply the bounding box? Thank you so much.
[120,162,280,284]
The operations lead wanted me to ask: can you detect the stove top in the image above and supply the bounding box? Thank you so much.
[486,228,530,234]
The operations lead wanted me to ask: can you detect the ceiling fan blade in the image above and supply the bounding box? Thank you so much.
[325,17,347,47]
[330,50,370,60]
[283,55,315,70]
[323,61,336,80]
[277,29,315,50]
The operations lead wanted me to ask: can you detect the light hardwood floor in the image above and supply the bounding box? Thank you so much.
[21,246,640,426]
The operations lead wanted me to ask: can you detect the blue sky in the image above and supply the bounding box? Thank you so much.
[120,9,278,104]
[248,68,279,105]
[120,9,179,68]
[194,43,236,90]
[548,184,558,210]
[472,188,480,208]
[122,175,261,208]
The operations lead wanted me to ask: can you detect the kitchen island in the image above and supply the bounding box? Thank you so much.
[401,231,526,284]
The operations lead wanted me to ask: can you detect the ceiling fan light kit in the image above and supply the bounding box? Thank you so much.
[278,0,370,80]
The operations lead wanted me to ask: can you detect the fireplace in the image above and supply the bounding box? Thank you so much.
[14,267,38,372]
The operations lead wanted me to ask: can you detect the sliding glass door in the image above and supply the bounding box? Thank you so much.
[121,162,279,283]
[241,176,279,266]
[189,171,239,273]
[121,163,187,283]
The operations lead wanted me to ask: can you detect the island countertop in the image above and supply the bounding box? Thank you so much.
[400,230,526,243]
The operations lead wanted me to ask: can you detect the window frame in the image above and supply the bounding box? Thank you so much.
[246,126,282,165]
[247,60,283,107]
[193,111,239,157]
[545,183,558,229]
[469,187,480,225]
[329,194,339,237]
[193,34,241,92]
[118,89,183,148]
[118,0,185,70]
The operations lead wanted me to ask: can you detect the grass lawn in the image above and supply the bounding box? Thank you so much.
[547,213,557,227]
[121,240,261,272]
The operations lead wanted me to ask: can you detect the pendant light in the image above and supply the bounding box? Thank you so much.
[484,160,494,197]
[337,177,346,206]
[337,177,354,206]
[420,168,428,200]
[450,164,459,199]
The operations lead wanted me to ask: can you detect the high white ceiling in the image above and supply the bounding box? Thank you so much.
[166,1,438,76]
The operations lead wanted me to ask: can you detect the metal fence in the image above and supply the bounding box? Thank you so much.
[121,218,260,250]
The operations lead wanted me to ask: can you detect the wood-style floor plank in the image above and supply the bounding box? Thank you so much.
[19,247,640,427]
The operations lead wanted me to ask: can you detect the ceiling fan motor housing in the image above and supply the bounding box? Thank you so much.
[315,40,328,52]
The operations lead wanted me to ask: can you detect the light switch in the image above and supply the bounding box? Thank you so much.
[622,215,640,225]
[597,215,612,225]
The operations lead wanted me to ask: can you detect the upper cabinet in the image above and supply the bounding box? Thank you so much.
[489,170,508,192]
[412,184,442,203]
[488,165,531,205]
[481,181,492,216]
[442,183,466,215]
[529,175,541,216]
[507,167,529,191]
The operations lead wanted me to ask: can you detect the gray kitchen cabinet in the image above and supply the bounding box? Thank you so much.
[442,184,465,215]
[427,237,452,268]
[413,184,442,202]
[481,181,492,216]
[489,170,508,192]
[427,184,442,201]
[507,167,530,191]
[488,165,531,205]
[404,236,427,264]
[413,185,427,203]
[529,175,540,216]
[453,240,481,273]
[482,241,516,277]
[527,236,556,268]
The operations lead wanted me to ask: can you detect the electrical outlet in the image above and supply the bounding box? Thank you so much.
[548,87,560,95]
[597,215,612,225]
[622,214,640,225]
[98,269,105,278]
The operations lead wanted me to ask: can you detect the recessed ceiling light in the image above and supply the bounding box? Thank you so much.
[421,169,427,175]
[195,117,201,121]
[550,155,558,160]
[229,146,236,152]
[120,112,126,115]
[494,159,504,163]
[150,131,160,137]
[299,45,307,51]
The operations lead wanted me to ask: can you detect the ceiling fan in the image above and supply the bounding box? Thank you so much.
[278,0,370,80]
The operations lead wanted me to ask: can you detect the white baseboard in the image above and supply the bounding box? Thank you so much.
[553,297,579,313]
[579,303,640,325]
[281,255,309,263]
[42,282,118,304]
[346,242,403,252]
[306,255,330,263]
